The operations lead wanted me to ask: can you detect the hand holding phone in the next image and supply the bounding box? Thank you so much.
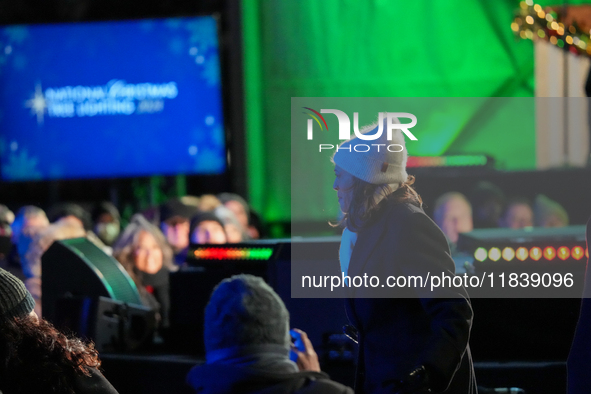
[289,328,321,372]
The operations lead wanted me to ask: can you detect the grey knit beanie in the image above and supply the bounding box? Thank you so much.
[0,268,36,320]
[204,274,290,353]
[332,114,409,185]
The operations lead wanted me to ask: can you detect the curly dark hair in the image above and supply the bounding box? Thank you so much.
[0,315,101,394]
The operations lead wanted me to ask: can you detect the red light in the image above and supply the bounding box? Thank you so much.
[572,246,585,260]
[543,246,556,260]
[557,246,570,260]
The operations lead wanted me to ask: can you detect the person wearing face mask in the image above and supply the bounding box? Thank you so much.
[112,214,176,332]
[92,202,121,252]
[189,212,227,245]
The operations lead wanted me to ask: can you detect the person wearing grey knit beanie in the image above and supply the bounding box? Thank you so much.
[332,114,476,394]
[186,274,353,394]
[0,267,119,393]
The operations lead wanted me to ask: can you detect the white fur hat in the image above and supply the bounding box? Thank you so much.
[332,114,409,185]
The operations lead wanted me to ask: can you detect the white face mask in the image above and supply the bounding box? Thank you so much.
[95,222,120,245]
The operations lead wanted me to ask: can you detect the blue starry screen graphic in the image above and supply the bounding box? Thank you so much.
[0,17,226,181]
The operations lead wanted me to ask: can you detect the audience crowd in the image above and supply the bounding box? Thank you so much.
[432,181,570,249]
[0,193,263,322]
[0,185,574,320]
[0,185,576,393]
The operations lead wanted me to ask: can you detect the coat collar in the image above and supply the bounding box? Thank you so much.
[345,203,391,297]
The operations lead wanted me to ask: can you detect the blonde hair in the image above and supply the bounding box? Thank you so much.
[332,175,422,232]
[197,195,222,212]
[23,221,86,280]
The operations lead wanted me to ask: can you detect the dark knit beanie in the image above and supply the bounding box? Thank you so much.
[0,268,36,320]
[189,212,225,238]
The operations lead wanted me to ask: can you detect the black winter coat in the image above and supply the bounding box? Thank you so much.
[567,217,591,393]
[345,200,477,393]
[186,364,354,394]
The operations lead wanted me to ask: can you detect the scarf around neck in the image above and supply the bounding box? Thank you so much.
[206,344,298,374]
[339,183,399,279]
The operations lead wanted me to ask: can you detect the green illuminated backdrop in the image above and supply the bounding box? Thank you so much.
[242,0,538,223]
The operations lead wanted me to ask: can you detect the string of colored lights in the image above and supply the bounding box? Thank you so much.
[406,155,489,168]
[474,245,588,262]
[192,247,274,260]
[512,0,591,55]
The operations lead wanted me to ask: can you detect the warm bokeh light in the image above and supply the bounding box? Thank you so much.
[502,247,515,261]
[572,246,585,260]
[530,247,542,261]
[557,246,570,261]
[516,247,529,261]
[488,247,501,262]
[475,247,488,262]
[543,246,556,260]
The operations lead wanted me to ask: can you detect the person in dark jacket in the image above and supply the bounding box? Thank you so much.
[567,216,591,393]
[186,274,353,394]
[332,114,476,393]
[0,267,118,394]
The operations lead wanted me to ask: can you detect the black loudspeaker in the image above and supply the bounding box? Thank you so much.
[169,240,349,357]
[169,263,270,355]
[42,238,155,351]
[56,296,156,352]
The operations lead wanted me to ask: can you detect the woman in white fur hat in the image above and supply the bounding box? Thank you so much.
[332,114,476,394]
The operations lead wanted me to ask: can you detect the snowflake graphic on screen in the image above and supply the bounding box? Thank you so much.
[185,19,217,52]
[3,26,29,44]
[202,54,220,86]
[24,84,47,125]
[3,149,42,180]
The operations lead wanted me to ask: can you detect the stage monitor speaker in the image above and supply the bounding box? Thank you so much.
[55,296,155,352]
[42,238,149,349]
